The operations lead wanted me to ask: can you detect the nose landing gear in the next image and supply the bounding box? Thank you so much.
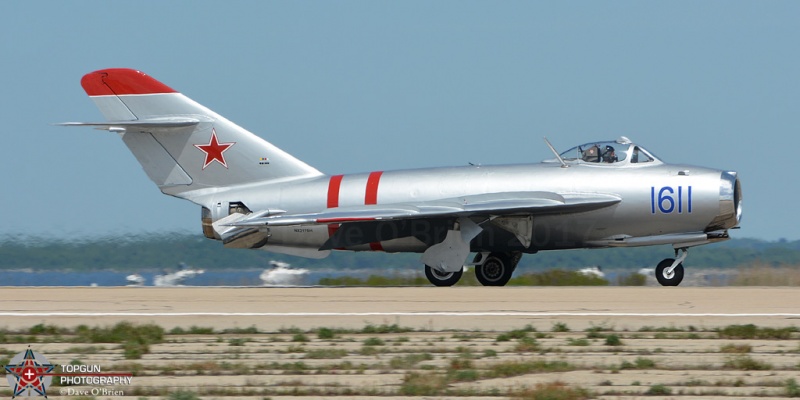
[655,248,688,286]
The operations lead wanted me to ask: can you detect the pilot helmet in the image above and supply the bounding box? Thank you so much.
[602,145,616,161]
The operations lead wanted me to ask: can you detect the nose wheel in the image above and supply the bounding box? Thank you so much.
[655,248,688,286]
[655,258,684,286]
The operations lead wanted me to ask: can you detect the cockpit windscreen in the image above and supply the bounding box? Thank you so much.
[560,141,629,164]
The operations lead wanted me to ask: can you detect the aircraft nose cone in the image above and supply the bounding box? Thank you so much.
[718,171,743,229]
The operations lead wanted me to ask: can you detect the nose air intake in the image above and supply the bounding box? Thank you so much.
[708,171,742,231]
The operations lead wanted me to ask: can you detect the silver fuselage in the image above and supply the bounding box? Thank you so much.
[199,160,741,255]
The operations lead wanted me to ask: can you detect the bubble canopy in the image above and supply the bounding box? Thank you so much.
[551,137,662,165]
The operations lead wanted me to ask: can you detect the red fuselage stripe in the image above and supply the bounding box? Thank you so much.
[365,171,383,205]
[327,175,344,208]
[365,171,384,250]
[327,175,344,238]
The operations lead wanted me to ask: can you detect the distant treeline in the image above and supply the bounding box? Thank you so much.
[1,233,799,271]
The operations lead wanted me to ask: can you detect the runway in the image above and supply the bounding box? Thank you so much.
[2,287,798,331]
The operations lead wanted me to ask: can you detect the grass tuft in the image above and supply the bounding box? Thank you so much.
[510,381,591,400]
[291,333,309,343]
[567,338,590,346]
[786,378,800,398]
[718,324,796,339]
[485,359,572,378]
[552,322,571,332]
[514,336,540,352]
[399,372,447,396]
[304,349,347,359]
[620,357,656,370]
[645,384,672,395]
[316,327,336,339]
[363,337,385,346]
[389,353,433,369]
[720,343,752,353]
[723,355,772,370]
[604,334,623,346]
[361,324,414,334]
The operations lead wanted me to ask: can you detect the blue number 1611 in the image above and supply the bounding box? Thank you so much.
[651,186,692,214]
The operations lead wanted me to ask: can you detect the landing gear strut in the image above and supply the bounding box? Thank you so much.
[655,248,687,286]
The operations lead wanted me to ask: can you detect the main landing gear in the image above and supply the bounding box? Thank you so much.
[473,252,522,286]
[424,251,522,287]
[655,248,688,286]
[424,265,463,287]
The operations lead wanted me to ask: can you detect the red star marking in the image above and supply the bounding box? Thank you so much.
[194,128,235,169]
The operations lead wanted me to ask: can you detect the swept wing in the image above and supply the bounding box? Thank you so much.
[227,191,621,228]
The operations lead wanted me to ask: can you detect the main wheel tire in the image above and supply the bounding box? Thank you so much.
[475,252,514,286]
[655,258,684,286]
[424,265,463,287]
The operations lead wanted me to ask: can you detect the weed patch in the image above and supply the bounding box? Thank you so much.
[399,372,447,396]
[620,357,656,370]
[222,326,259,334]
[552,322,571,332]
[389,353,433,369]
[718,324,796,339]
[604,334,623,346]
[361,324,413,334]
[510,381,591,400]
[645,384,672,395]
[303,349,347,359]
[786,378,800,397]
[363,337,385,346]
[291,333,309,343]
[484,359,573,378]
[720,343,752,353]
[316,327,336,339]
[170,326,214,335]
[567,338,590,346]
[723,355,773,370]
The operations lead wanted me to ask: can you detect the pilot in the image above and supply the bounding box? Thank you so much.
[602,146,617,163]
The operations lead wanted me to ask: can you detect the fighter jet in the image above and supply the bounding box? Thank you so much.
[62,69,742,287]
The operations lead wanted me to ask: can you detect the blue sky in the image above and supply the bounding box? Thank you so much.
[2,1,798,241]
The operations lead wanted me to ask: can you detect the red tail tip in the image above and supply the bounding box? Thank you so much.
[81,68,177,96]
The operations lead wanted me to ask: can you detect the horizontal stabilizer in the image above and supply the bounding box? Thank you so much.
[58,117,201,131]
[226,191,621,228]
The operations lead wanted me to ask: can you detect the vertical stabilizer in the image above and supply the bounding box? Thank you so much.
[74,69,323,198]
